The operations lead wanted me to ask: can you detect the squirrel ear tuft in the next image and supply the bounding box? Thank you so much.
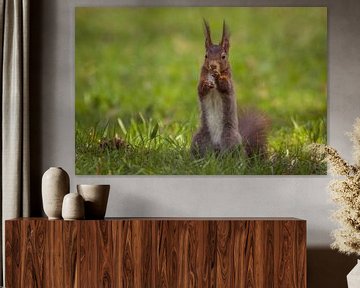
[203,19,212,49]
[221,20,230,53]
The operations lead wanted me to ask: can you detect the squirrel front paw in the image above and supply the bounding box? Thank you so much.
[217,75,231,93]
[198,80,215,97]
[204,80,215,89]
[211,71,229,89]
[211,70,220,80]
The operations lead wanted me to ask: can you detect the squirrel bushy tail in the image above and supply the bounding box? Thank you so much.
[238,109,271,157]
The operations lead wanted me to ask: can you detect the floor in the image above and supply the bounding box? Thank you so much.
[308,248,357,287]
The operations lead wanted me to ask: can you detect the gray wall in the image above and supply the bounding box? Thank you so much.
[29,1,360,286]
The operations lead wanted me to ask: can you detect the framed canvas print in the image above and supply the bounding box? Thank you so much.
[75,7,327,175]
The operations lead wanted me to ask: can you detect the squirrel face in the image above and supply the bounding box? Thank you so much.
[203,20,230,73]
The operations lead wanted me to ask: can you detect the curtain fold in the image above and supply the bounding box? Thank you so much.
[0,0,30,284]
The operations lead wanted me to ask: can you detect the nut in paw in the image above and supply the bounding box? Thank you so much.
[211,70,220,79]
[204,80,215,89]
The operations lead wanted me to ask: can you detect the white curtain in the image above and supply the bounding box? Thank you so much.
[0,0,30,284]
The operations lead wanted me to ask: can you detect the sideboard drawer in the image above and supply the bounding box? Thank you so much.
[6,218,306,287]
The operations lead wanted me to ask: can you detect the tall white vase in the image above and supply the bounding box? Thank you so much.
[42,167,70,219]
[347,260,360,288]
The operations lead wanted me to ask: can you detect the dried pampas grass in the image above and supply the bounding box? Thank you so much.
[311,118,360,256]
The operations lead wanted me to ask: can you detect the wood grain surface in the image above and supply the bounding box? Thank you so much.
[5,218,306,287]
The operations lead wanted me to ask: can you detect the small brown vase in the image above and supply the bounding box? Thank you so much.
[77,184,110,219]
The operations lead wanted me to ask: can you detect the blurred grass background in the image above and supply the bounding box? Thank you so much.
[75,7,327,175]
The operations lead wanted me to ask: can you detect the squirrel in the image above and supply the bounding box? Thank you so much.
[191,20,270,158]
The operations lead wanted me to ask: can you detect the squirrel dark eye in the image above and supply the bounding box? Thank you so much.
[221,55,226,59]
[205,54,208,59]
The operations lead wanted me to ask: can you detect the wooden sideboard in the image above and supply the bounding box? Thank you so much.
[5,218,306,287]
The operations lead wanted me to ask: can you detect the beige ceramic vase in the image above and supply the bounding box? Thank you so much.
[62,192,85,220]
[77,184,110,219]
[42,167,70,219]
[347,260,360,288]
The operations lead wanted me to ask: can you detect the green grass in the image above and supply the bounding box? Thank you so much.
[75,114,326,175]
[75,7,327,175]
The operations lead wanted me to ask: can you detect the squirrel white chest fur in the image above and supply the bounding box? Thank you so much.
[203,75,224,145]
